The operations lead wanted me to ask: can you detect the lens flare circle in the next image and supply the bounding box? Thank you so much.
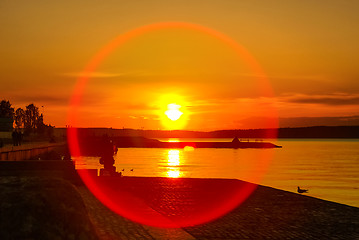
[67,21,278,228]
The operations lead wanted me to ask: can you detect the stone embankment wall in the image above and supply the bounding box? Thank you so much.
[0,143,65,161]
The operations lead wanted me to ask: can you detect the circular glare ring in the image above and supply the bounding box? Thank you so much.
[67,22,278,228]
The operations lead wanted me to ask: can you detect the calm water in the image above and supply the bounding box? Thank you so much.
[75,138,359,208]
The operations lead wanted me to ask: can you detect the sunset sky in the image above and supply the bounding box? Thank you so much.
[1,1,359,130]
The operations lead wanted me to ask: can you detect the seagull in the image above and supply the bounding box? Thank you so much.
[121,169,124,171]
[297,186,308,193]
[130,169,134,172]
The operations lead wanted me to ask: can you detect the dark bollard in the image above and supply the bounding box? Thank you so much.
[98,139,120,177]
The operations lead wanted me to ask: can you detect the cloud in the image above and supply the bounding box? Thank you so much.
[62,71,127,78]
[9,94,69,106]
[128,115,150,120]
[234,115,359,128]
[279,116,359,128]
[62,70,217,79]
[282,93,359,106]
[239,73,325,81]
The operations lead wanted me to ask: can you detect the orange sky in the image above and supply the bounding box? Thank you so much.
[1,1,359,130]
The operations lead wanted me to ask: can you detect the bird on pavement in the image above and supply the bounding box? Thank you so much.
[297,186,308,193]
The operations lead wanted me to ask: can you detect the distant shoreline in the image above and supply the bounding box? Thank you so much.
[54,126,359,139]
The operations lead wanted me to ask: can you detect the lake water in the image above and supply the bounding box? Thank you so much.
[75,138,359,208]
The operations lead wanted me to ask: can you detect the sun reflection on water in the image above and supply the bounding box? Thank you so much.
[166,149,182,178]
[167,149,180,166]
[166,168,181,178]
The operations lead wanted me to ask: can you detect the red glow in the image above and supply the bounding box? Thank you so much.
[67,22,278,228]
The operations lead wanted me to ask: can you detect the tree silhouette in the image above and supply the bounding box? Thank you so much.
[14,107,25,129]
[1,100,53,138]
[36,113,46,133]
[0,100,14,119]
[24,104,40,132]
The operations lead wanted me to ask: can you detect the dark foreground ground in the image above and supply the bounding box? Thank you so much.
[1,175,359,240]
[0,176,97,240]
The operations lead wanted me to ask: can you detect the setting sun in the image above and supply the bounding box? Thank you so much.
[165,104,183,121]
[157,94,189,130]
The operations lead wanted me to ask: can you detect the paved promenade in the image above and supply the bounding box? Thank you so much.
[1,173,358,239]
[77,186,195,240]
[78,177,359,240]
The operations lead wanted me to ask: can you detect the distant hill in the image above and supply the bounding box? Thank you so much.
[55,126,359,139]
[277,126,359,138]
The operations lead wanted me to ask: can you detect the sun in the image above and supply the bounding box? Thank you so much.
[165,103,183,121]
[157,94,188,129]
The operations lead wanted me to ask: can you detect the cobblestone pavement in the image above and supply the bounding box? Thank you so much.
[185,185,359,239]
[77,186,195,240]
[77,177,359,240]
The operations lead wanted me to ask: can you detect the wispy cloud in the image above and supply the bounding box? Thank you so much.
[237,73,325,81]
[235,115,359,128]
[128,115,151,120]
[62,71,127,78]
[279,116,359,128]
[9,94,69,106]
[283,93,359,106]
